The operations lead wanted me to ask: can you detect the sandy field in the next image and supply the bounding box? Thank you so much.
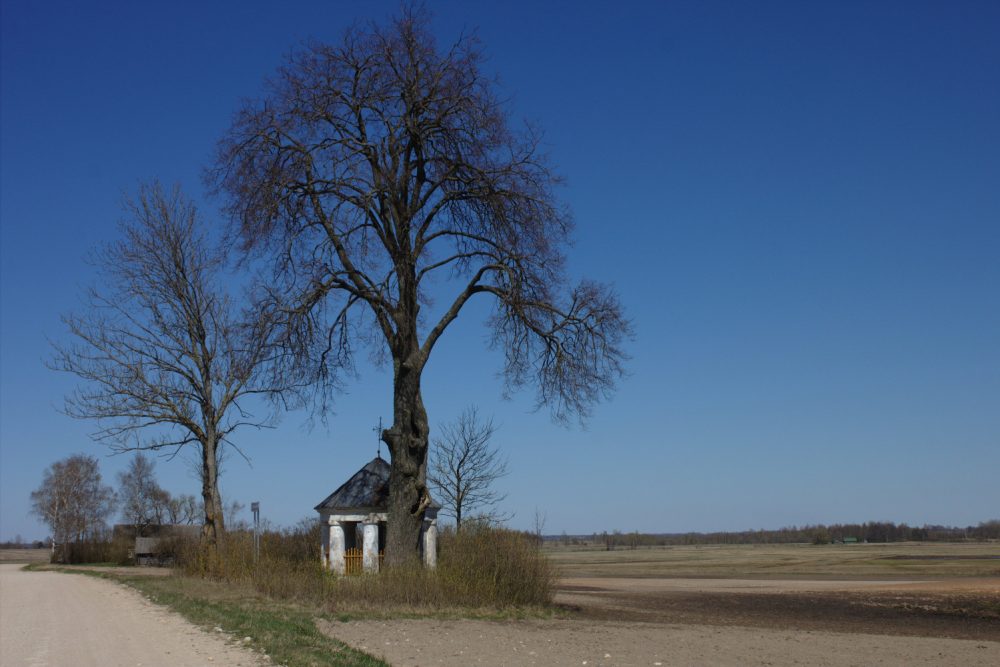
[323,574,1000,666]
[0,563,267,667]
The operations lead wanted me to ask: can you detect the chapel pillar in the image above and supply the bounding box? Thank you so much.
[362,517,380,573]
[320,521,330,569]
[423,518,438,569]
[328,520,346,575]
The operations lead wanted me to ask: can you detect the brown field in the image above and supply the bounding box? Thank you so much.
[547,542,1000,642]
[327,542,1000,665]
[0,548,51,564]
[545,540,1000,579]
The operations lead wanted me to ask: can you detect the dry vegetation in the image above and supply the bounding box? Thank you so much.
[177,522,552,616]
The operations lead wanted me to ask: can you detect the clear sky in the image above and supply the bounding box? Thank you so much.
[2,0,998,541]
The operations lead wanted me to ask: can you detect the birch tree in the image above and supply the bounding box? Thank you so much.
[30,454,115,557]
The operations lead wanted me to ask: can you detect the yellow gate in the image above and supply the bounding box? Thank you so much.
[342,547,385,574]
[345,547,363,575]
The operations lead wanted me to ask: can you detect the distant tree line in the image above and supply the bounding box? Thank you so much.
[558,520,1000,549]
[0,537,48,549]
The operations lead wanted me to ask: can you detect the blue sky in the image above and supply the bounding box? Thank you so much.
[2,1,997,541]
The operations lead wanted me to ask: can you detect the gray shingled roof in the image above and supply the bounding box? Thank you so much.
[314,456,440,511]
[315,457,390,510]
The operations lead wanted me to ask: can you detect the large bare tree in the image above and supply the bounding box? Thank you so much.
[429,406,507,530]
[50,183,283,548]
[211,10,631,565]
[30,454,116,558]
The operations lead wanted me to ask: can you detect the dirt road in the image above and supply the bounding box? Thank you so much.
[0,564,266,667]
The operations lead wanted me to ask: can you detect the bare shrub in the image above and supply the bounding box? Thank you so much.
[59,535,131,565]
[437,523,552,607]
[174,521,552,612]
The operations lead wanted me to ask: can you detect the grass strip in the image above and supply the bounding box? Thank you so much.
[33,567,387,667]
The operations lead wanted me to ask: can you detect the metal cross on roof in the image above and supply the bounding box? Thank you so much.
[372,416,383,459]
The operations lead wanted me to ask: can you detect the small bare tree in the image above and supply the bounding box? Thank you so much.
[117,453,170,533]
[165,494,200,525]
[50,182,286,549]
[532,507,547,547]
[428,407,507,530]
[211,7,631,565]
[30,454,116,558]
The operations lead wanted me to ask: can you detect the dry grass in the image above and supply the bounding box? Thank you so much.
[545,541,1000,579]
[177,523,553,616]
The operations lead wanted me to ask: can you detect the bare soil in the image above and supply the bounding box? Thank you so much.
[322,576,1000,666]
[556,576,1000,641]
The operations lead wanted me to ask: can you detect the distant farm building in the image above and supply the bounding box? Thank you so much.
[113,524,200,565]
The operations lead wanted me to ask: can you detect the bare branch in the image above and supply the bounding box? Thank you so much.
[209,8,631,563]
[50,182,290,548]
[30,455,116,558]
[427,406,507,530]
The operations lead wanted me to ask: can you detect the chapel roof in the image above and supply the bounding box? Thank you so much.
[314,456,441,512]
[314,456,390,511]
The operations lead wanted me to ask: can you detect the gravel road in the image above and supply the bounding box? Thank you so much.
[0,564,266,667]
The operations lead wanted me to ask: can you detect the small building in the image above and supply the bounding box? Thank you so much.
[113,524,201,565]
[314,456,439,574]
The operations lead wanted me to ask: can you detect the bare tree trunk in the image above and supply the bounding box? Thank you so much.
[200,437,225,548]
[383,346,430,567]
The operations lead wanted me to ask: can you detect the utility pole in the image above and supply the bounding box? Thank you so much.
[251,501,260,563]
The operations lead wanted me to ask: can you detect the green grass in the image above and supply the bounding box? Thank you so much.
[33,566,387,667]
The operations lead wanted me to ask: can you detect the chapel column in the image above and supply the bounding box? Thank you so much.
[320,520,329,569]
[328,520,346,575]
[423,518,438,569]
[362,516,380,573]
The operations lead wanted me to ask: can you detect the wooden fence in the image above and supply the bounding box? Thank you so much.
[343,547,384,574]
[345,547,364,575]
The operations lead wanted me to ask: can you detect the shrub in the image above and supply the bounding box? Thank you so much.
[437,523,552,607]
[174,520,553,613]
[57,536,131,565]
